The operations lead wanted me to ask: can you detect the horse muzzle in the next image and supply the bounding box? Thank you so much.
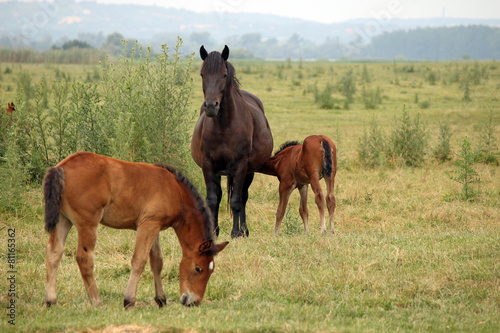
[180,292,201,307]
[203,100,219,118]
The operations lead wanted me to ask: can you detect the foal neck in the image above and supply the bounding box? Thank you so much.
[257,154,280,177]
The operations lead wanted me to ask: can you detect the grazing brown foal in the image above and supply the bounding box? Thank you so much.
[258,135,337,235]
[44,152,228,308]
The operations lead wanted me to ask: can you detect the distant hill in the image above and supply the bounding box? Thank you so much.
[1,0,499,60]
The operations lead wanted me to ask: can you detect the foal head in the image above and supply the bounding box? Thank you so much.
[199,45,239,117]
[179,239,228,306]
[165,165,229,306]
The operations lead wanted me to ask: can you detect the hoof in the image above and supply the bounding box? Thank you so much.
[45,300,56,308]
[155,296,167,308]
[231,229,248,239]
[123,298,134,309]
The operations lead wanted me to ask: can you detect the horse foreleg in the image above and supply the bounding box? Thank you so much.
[298,185,310,235]
[275,182,294,235]
[239,173,254,237]
[75,223,102,306]
[124,223,161,309]
[229,165,249,238]
[149,235,166,308]
[325,176,337,234]
[45,216,72,307]
[203,169,222,236]
[309,175,326,234]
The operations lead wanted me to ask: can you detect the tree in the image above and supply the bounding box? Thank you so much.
[62,40,93,50]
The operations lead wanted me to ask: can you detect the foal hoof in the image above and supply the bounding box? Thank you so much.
[155,296,167,308]
[45,300,56,308]
[123,298,135,310]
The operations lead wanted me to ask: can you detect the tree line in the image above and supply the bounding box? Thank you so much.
[1,25,499,62]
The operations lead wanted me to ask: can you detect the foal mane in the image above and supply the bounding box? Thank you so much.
[201,51,240,92]
[274,140,301,156]
[156,164,215,242]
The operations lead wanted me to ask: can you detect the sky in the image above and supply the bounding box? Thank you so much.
[86,0,500,24]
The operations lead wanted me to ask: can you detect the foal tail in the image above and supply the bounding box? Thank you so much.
[321,139,333,177]
[43,167,65,233]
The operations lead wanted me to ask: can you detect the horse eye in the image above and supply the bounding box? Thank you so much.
[195,266,202,273]
[223,74,227,79]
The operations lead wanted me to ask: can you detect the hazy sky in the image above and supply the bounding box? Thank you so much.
[89,0,500,23]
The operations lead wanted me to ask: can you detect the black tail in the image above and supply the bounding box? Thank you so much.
[321,139,333,177]
[43,167,65,233]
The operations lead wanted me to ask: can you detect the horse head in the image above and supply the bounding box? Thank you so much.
[200,45,231,118]
[179,239,228,306]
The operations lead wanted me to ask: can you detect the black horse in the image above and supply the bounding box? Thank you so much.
[191,45,273,238]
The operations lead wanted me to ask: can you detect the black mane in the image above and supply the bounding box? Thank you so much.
[156,164,214,241]
[274,140,301,156]
[201,51,240,91]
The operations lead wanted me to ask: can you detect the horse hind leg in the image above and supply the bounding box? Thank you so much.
[298,185,310,235]
[75,218,103,306]
[325,176,337,234]
[149,235,166,307]
[45,215,73,307]
[309,174,326,234]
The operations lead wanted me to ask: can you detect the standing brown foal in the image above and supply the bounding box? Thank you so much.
[258,135,337,235]
[44,152,228,308]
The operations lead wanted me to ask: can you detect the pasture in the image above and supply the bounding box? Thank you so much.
[0,57,499,332]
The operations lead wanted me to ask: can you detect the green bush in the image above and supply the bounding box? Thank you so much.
[338,69,356,109]
[0,38,195,192]
[357,115,385,168]
[433,121,452,162]
[314,83,339,110]
[389,106,428,167]
[476,109,498,164]
[449,137,481,200]
[361,85,382,110]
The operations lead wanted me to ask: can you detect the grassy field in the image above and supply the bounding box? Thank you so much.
[0,58,499,332]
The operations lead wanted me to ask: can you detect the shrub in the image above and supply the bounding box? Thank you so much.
[338,69,356,109]
[0,37,195,189]
[389,106,428,167]
[433,121,452,162]
[314,83,339,110]
[476,109,498,164]
[358,115,385,168]
[361,85,382,110]
[449,137,480,200]
[419,99,431,109]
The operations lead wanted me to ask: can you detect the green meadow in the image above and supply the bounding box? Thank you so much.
[0,56,499,332]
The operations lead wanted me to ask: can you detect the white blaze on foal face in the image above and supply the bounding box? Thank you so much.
[209,261,214,271]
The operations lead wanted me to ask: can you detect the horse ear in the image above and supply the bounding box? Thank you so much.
[214,241,229,254]
[198,239,212,253]
[221,45,229,61]
[200,45,208,60]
